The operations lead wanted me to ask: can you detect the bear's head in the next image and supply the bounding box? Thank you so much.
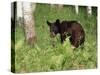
[47,19,60,37]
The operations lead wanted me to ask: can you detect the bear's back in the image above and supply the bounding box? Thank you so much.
[60,20,85,36]
[61,20,83,31]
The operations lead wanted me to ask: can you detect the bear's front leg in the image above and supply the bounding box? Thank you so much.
[60,34,66,43]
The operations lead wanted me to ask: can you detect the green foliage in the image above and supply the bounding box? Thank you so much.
[14,4,97,73]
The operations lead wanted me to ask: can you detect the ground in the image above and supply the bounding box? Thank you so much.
[13,4,97,73]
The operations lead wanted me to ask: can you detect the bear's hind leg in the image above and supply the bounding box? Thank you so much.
[69,35,79,49]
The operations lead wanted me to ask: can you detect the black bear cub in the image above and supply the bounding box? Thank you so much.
[47,19,85,48]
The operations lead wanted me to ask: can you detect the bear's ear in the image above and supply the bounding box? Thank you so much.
[47,21,51,26]
[56,19,60,24]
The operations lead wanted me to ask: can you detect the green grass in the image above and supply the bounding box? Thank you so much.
[14,4,97,73]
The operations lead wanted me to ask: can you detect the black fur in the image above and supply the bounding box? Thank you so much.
[47,19,85,48]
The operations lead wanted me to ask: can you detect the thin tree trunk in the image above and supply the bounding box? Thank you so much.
[75,5,79,14]
[58,4,63,9]
[87,6,92,16]
[22,2,36,45]
[50,4,55,7]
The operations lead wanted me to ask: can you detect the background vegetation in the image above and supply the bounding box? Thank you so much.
[14,4,97,73]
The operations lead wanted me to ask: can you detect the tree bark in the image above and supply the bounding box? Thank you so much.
[22,2,36,45]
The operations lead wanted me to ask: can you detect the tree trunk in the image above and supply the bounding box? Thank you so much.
[50,4,63,11]
[75,5,79,14]
[50,4,55,7]
[87,6,92,16]
[22,2,36,45]
[58,4,63,9]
